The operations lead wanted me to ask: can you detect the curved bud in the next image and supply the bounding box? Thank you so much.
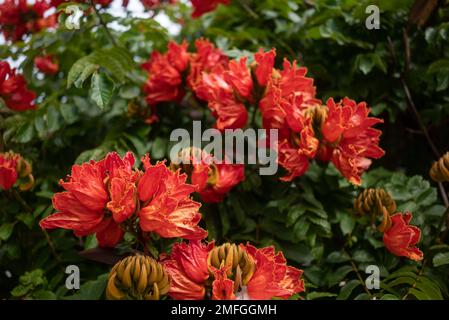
[106,254,170,300]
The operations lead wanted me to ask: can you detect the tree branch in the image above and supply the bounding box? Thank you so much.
[90,1,117,47]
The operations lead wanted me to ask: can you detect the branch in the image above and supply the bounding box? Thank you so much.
[386,36,449,213]
[90,1,117,47]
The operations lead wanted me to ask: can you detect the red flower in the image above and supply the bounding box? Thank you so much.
[162,241,304,300]
[190,0,230,18]
[161,240,213,300]
[224,57,253,100]
[184,150,244,203]
[0,61,36,112]
[137,155,207,240]
[140,0,177,9]
[0,152,19,190]
[383,212,424,261]
[187,39,228,92]
[320,97,385,185]
[39,152,138,247]
[0,0,56,42]
[142,41,190,106]
[34,55,59,75]
[194,163,244,203]
[254,48,276,87]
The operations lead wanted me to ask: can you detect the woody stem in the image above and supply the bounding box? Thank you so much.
[387,36,449,214]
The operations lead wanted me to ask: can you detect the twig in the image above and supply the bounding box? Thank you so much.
[239,1,259,20]
[90,0,117,47]
[387,36,448,210]
[343,249,373,299]
[402,260,426,300]
[11,189,64,268]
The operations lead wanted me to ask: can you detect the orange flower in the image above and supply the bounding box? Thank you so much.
[137,155,207,240]
[259,58,320,140]
[39,152,138,247]
[383,212,423,261]
[161,240,213,300]
[245,245,305,300]
[320,98,385,185]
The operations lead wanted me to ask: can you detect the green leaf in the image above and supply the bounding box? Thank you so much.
[11,285,31,297]
[17,213,34,229]
[67,47,133,88]
[433,252,449,267]
[0,223,15,241]
[69,60,98,88]
[380,294,399,300]
[64,274,108,300]
[90,72,114,109]
[427,59,449,74]
[306,292,337,300]
[337,280,360,300]
[340,214,355,235]
[328,265,353,287]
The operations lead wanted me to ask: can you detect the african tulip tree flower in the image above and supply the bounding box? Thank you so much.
[187,39,228,93]
[172,147,245,203]
[137,155,207,240]
[320,97,385,185]
[0,0,57,42]
[383,212,423,261]
[254,48,276,87]
[195,63,249,130]
[142,41,190,106]
[190,0,230,18]
[0,151,34,191]
[40,152,207,247]
[161,241,304,300]
[258,57,320,140]
[34,55,59,75]
[0,61,36,112]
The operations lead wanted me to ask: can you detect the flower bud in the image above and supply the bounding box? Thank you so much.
[354,188,396,232]
[106,255,170,300]
[429,151,449,182]
[207,243,255,292]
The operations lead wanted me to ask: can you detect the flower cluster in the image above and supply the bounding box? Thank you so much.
[0,151,34,191]
[143,42,385,185]
[161,241,304,300]
[354,188,423,261]
[170,147,245,203]
[39,152,207,247]
[0,0,57,42]
[0,61,37,112]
